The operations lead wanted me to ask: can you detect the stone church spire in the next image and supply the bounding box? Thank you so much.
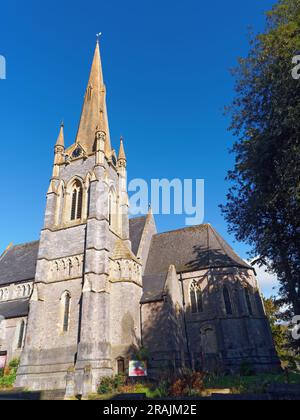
[75,40,111,156]
[53,122,65,177]
[55,122,65,148]
[118,136,127,164]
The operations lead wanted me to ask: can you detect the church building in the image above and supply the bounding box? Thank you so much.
[0,42,280,396]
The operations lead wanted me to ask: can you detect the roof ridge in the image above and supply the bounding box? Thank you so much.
[0,243,13,262]
[207,224,210,267]
[129,215,147,222]
[12,240,39,249]
[153,224,209,237]
[208,225,251,269]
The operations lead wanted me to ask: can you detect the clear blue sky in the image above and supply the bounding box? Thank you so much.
[0,0,277,293]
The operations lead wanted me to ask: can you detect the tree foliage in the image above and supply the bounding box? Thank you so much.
[264,298,288,358]
[264,297,300,366]
[221,0,300,321]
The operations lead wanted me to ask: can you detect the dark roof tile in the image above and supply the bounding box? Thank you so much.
[129,216,147,255]
[144,224,251,276]
[0,241,39,286]
[0,299,30,319]
[141,273,167,303]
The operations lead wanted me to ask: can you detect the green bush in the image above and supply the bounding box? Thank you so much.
[153,380,170,398]
[0,358,20,390]
[98,377,114,395]
[8,358,20,369]
[97,374,126,395]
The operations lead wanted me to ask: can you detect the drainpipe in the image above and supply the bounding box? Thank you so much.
[180,273,192,369]
[140,304,143,348]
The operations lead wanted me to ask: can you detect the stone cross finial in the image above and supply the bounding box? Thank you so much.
[96,32,102,43]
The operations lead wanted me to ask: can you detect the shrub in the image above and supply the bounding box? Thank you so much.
[0,358,20,390]
[169,378,187,397]
[8,359,20,370]
[98,377,114,395]
[97,374,126,395]
[169,371,205,397]
[154,380,170,398]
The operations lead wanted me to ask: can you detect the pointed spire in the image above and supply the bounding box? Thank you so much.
[55,122,65,148]
[118,136,127,161]
[75,41,111,155]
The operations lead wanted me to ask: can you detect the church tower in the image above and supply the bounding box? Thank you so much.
[15,41,143,394]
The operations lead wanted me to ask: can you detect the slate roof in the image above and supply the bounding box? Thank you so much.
[141,273,167,304]
[129,216,147,255]
[0,241,39,286]
[144,224,251,277]
[0,299,30,319]
[112,239,140,263]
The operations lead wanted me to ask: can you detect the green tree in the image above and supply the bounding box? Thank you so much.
[221,0,300,330]
[264,297,300,368]
[264,298,287,359]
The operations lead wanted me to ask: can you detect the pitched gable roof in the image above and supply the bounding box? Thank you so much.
[112,239,140,263]
[129,216,147,255]
[0,241,39,286]
[144,224,251,276]
[0,299,30,319]
[141,273,167,303]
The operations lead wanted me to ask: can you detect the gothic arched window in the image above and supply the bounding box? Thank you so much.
[190,281,203,314]
[223,286,233,315]
[108,194,112,226]
[68,259,72,277]
[27,284,31,296]
[108,188,117,231]
[87,186,91,218]
[55,182,65,226]
[17,320,25,349]
[62,292,71,332]
[245,288,253,316]
[70,180,83,221]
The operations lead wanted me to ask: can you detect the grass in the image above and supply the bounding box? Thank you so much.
[89,372,300,399]
[204,372,300,395]
[88,388,164,400]
[88,393,116,400]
